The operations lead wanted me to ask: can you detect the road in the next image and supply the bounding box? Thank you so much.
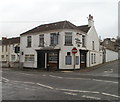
[2,60,120,101]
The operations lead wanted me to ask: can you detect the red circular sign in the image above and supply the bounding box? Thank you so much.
[72,47,78,54]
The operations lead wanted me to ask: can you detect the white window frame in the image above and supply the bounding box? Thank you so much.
[25,54,34,62]
[65,32,73,46]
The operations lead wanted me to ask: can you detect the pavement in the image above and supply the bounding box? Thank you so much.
[1,60,120,101]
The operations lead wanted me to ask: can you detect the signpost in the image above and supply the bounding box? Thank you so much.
[72,47,78,70]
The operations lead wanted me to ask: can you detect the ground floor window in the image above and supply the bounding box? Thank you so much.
[25,54,34,62]
[11,55,16,61]
[65,56,72,65]
[1,55,4,59]
[94,54,96,63]
[91,53,93,64]
[76,56,79,65]
[48,52,58,63]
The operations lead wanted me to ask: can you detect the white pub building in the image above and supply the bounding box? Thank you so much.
[20,15,103,70]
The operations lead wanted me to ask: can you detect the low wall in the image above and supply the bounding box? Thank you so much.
[1,61,20,68]
[106,49,118,62]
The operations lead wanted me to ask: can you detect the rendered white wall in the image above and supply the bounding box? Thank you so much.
[106,49,118,62]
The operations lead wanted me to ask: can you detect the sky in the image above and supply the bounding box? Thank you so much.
[0,0,119,40]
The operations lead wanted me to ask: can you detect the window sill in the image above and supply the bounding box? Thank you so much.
[50,44,57,46]
[38,45,44,47]
[26,46,31,48]
[64,44,73,46]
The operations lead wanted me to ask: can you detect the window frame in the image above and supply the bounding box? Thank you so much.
[94,54,96,63]
[82,35,86,47]
[50,33,59,46]
[76,56,79,65]
[64,32,73,46]
[65,55,72,65]
[27,36,32,47]
[91,53,93,64]
[25,54,34,62]
[39,34,44,47]
[92,41,95,50]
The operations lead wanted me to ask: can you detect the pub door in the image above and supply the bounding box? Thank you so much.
[80,50,87,68]
[37,51,45,68]
[47,51,59,70]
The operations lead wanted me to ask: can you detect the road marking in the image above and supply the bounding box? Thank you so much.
[67,77,91,80]
[23,82,35,84]
[42,75,46,76]
[25,88,29,90]
[104,69,113,73]
[102,92,120,98]
[92,79,118,84]
[82,95,101,100]
[64,92,77,96]
[56,88,100,94]
[49,75,118,84]
[36,83,54,89]
[49,75,63,79]
[20,72,35,76]
[2,77,9,82]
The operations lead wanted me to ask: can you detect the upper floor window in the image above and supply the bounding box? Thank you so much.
[2,46,4,52]
[50,33,59,46]
[92,41,95,50]
[82,35,86,47]
[39,34,44,47]
[27,36,32,47]
[6,45,7,52]
[65,32,72,46]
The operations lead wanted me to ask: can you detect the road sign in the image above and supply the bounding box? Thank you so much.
[72,47,78,54]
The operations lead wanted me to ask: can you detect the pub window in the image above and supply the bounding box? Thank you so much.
[82,35,85,47]
[11,55,16,61]
[67,52,71,56]
[27,36,32,47]
[39,34,44,47]
[65,32,72,46]
[50,33,59,46]
[25,54,34,62]
[65,56,72,65]
[76,56,79,65]
[91,53,93,64]
[92,41,95,50]
[6,45,7,52]
[2,46,4,52]
[1,55,4,59]
[94,54,96,63]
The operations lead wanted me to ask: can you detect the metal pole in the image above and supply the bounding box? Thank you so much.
[74,54,75,70]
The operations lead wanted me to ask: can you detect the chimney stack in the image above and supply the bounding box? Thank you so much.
[88,14,94,27]
[2,37,7,40]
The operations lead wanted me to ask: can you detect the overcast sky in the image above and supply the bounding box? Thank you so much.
[0,0,119,40]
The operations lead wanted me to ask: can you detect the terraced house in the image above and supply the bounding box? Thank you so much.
[20,15,103,70]
[0,37,20,67]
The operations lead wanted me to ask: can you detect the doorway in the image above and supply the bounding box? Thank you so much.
[80,50,87,68]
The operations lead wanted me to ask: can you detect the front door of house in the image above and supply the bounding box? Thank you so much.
[80,51,87,68]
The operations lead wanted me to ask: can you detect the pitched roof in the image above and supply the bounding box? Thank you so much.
[77,25,91,33]
[20,21,78,35]
[1,37,20,45]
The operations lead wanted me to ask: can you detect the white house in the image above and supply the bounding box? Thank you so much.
[20,14,103,70]
[0,37,20,68]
